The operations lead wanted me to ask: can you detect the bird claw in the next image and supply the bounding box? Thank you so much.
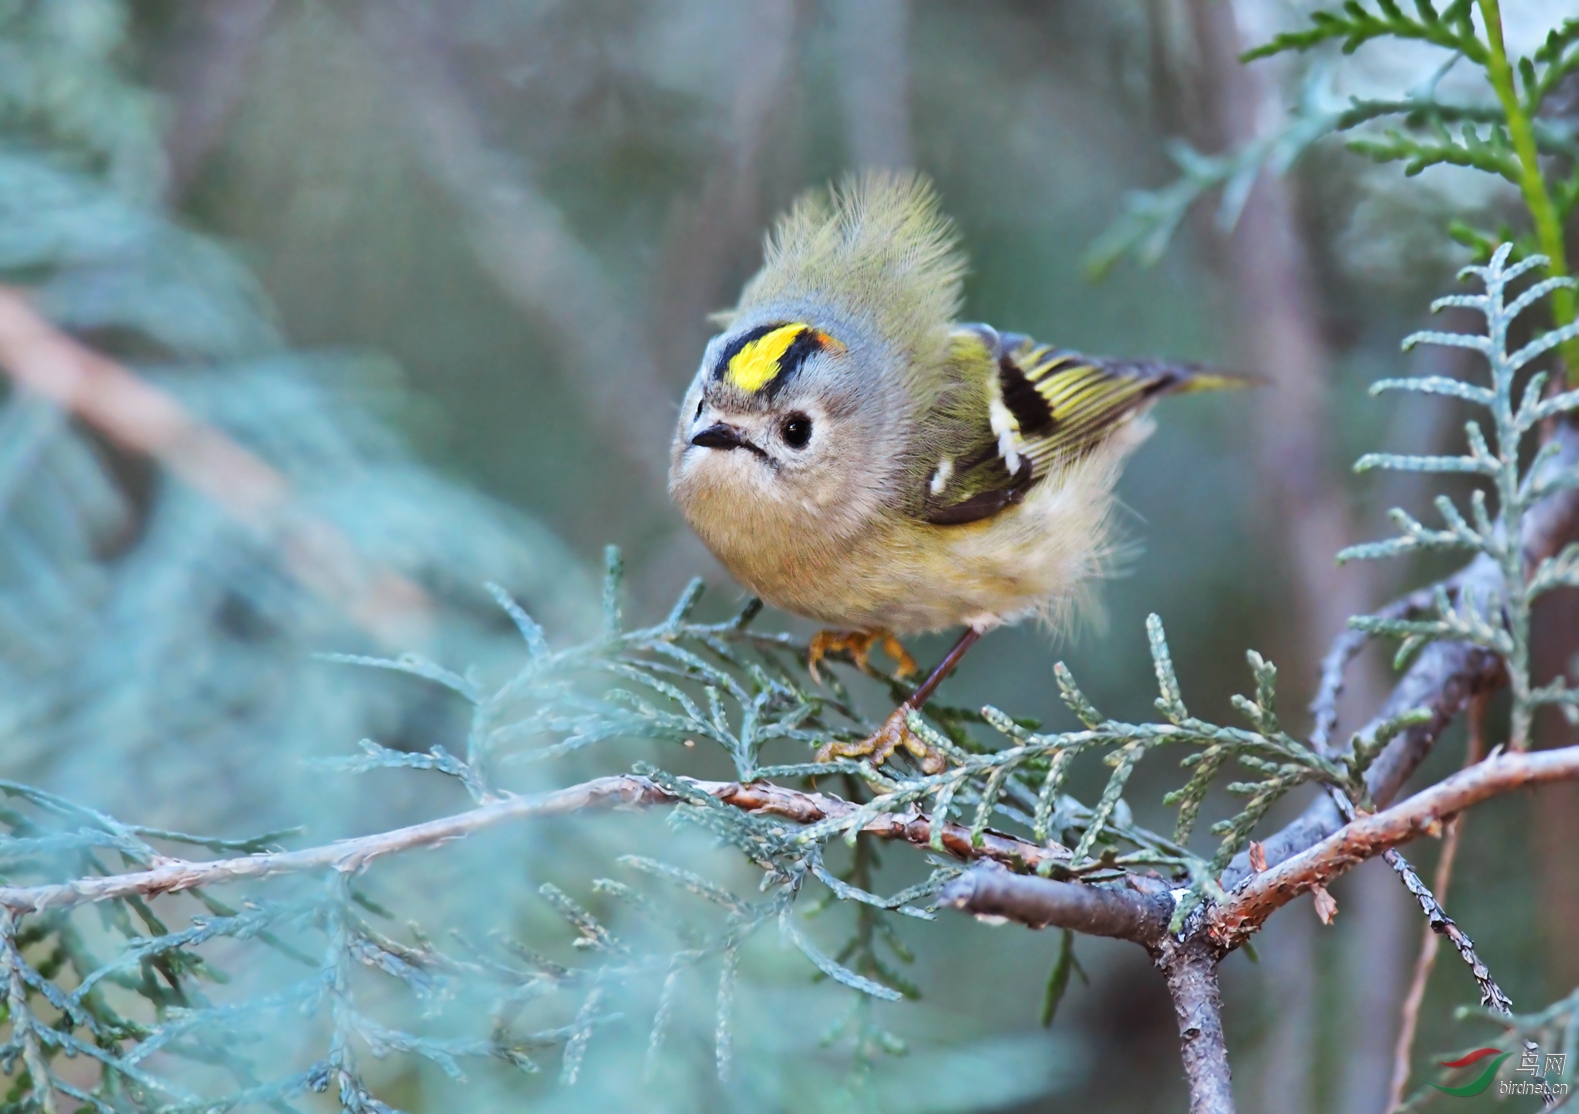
[807,629,918,683]
[815,706,947,775]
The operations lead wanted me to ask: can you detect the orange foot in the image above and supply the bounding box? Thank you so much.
[815,705,948,775]
[807,629,918,684]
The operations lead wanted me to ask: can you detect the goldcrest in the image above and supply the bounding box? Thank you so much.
[669,170,1235,645]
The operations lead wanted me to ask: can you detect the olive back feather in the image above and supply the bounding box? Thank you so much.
[911,328,1250,525]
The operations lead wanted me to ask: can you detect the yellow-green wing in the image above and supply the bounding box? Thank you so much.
[915,326,1245,526]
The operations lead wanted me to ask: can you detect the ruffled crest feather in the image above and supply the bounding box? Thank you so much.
[731,170,965,366]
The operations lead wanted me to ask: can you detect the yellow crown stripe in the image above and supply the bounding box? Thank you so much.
[725,324,810,393]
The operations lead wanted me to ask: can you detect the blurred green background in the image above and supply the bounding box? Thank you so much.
[2,0,1575,1110]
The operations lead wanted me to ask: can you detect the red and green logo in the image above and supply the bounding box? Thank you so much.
[1429,1048,1511,1097]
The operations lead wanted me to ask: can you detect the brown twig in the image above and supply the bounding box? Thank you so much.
[1236,420,1579,1059]
[1294,397,1576,1114]
[1210,744,1579,947]
[0,288,431,646]
[1386,693,1490,1110]
[934,746,1579,943]
[934,745,1572,1114]
[1221,407,1579,888]
[0,774,1070,915]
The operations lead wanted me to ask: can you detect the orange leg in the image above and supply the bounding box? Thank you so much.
[807,629,918,683]
[814,627,983,773]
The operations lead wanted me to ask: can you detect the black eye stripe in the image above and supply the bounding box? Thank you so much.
[772,330,824,385]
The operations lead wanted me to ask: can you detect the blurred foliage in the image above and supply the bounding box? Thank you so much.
[1092,0,1579,371]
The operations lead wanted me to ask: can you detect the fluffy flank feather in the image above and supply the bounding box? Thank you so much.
[733,170,965,368]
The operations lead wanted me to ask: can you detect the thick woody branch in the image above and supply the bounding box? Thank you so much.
[935,864,1174,942]
[1211,744,1579,946]
[1159,938,1236,1114]
[0,775,1068,914]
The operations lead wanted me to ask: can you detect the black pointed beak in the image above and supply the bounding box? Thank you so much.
[690,423,750,451]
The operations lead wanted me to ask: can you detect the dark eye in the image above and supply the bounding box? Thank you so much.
[781,413,813,449]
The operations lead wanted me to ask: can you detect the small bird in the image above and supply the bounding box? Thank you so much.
[669,171,1239,771]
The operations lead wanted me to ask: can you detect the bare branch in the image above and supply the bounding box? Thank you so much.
[935,864,1173,942]
[0,775,1070,914]
[1211,744,1579,947]
[0,288,290,521]
[1159,938,1236,1114]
